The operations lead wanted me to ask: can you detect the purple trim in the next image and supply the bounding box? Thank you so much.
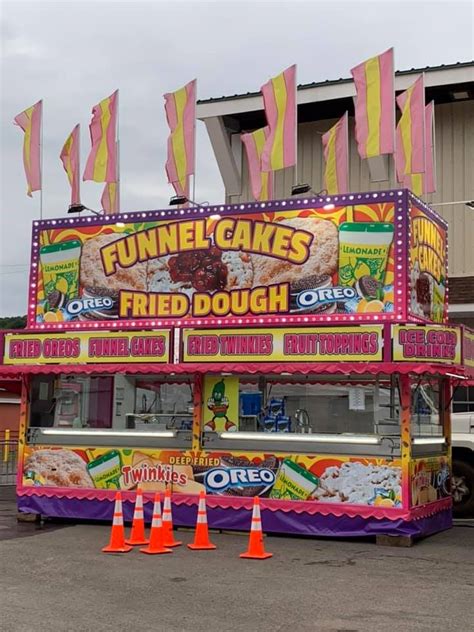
[27,188,408,329]
[17,493,452,540]
[383,323,392,361]
[30,189,404,231]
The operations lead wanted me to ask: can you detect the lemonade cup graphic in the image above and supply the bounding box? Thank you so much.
[338,222,394,287]
[40,240,82,302]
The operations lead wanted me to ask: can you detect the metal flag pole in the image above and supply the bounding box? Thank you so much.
[77,123,81,206]
[192,79,197,204]
[294,65,298,189]
[116,89,121,213]
[40,99,44,219]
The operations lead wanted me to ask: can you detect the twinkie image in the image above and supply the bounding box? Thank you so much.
[32,202,396,326]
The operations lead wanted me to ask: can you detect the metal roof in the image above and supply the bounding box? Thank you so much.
[197,60,474,105]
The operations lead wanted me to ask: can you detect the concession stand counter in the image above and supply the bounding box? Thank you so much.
[2,189,473,540]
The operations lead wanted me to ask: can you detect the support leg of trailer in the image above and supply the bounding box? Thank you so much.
[376,534,414,547]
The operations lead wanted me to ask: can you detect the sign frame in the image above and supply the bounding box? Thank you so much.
[26,190,414,330]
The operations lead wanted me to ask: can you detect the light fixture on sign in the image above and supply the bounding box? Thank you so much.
[168,195,209,208]
[67,203,102,216]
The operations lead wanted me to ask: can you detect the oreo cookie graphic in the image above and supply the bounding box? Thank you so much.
[290,275,336,314]
[65,287,120,321]
[355,275,384,300]
[46,290,66,310]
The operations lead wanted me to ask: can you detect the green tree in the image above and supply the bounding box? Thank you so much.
[0,316,27,329]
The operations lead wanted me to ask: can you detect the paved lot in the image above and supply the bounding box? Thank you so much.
[1,488,473,632]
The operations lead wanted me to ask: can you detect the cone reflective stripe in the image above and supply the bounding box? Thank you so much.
[188,491,216,550]
[140,493,172,555]
[162,489,182,547]
[125,489,149,545]
[240,497,273,560]
[102,492,132,553]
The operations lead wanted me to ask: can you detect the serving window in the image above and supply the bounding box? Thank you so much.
[27,373,194,448]
[202,374,402,454]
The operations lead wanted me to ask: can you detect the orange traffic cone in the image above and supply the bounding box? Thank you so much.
[162,488,182,547]
[102,492,133,553]
[188,491,216,550]
[140,493,172,555]
[125,488,149,546]
[240,496,273,560]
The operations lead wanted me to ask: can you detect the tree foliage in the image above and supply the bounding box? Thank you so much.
[0,315,27,329]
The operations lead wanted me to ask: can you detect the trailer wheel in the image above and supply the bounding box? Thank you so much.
[452,459,474,518]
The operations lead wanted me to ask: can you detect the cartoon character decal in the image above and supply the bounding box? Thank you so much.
[204,379,237,432]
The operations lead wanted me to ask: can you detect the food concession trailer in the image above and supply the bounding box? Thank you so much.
[2,189,473,541]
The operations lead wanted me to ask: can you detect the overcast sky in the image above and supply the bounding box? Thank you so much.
[1,0,473,316]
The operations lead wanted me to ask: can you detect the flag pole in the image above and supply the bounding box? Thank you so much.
[40,99,43,219]
[294,66,298,189]
[116,89,121,213]
[192,79,197,204]
[78,123,81,205]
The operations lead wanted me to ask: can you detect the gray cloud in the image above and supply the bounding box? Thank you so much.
[1,0,473,315]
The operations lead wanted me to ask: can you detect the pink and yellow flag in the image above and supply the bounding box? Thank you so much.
[399,100,435,196]
[164,79,196,196]
[260,65,297,172]
[83,90,118,183]
[60,124,80,205]
[13,100,42,197]
[351,48,394,159]
[101,182,118,214]
[322,113,349,194]
[395,74,425,178]
[241,127,273,201]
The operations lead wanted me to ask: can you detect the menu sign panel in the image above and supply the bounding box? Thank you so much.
[463,329,474,368]
[182,326,384,363]
[392,325,461,364]
[29,201,397,328]
[409,205,448,323]
[3,331,171,365]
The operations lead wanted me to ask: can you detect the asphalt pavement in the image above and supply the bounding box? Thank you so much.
[1,487,473,632]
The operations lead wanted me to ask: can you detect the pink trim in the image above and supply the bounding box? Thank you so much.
[378,48,395,154]
[351,61,369,159]
[2,361,472,379]
[17,487,451,522]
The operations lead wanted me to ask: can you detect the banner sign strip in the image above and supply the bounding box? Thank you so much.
[3,331,171,365]
[182,325,384,363]
[392,324,461,364]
